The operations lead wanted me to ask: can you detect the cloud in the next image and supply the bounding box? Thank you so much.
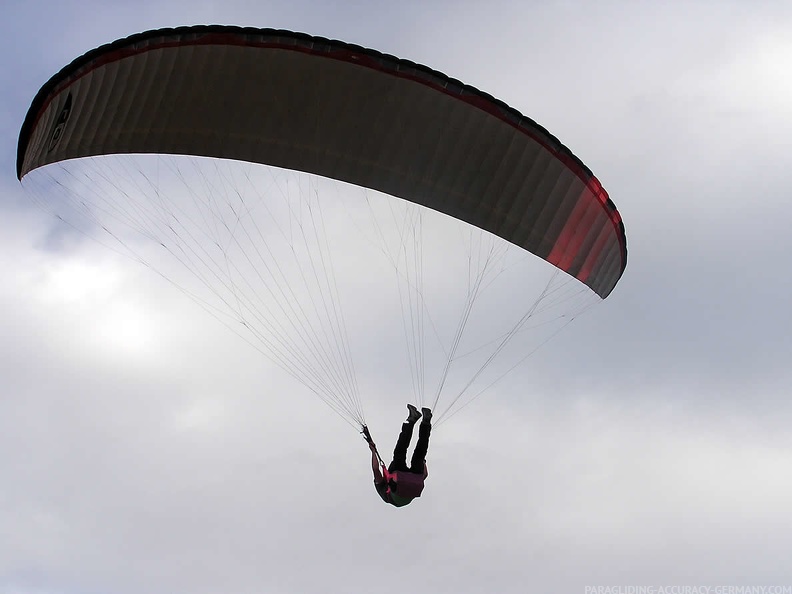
[2,2,792,593]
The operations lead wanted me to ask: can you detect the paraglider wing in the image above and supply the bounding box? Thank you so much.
[17,25,626,297]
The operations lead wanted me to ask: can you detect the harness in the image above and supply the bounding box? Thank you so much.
[362,425,388,485]
[362,425,425,499]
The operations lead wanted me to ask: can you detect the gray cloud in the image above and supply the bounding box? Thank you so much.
[2,1,792,593]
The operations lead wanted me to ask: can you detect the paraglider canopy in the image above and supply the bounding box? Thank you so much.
[17,25,627,298]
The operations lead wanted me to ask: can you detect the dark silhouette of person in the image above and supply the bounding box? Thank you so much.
[368,404,432,507]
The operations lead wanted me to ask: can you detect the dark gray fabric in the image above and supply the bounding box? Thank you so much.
[17,26,626,297]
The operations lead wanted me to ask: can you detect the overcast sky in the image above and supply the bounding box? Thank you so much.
[2,1,792,593]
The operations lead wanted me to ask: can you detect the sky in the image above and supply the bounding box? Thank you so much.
[2,1,792,593]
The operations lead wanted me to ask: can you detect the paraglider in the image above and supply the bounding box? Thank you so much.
[364,405,433,507]
[17,26,627,493]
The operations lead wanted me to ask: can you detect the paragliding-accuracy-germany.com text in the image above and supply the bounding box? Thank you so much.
[584,586,792,594]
